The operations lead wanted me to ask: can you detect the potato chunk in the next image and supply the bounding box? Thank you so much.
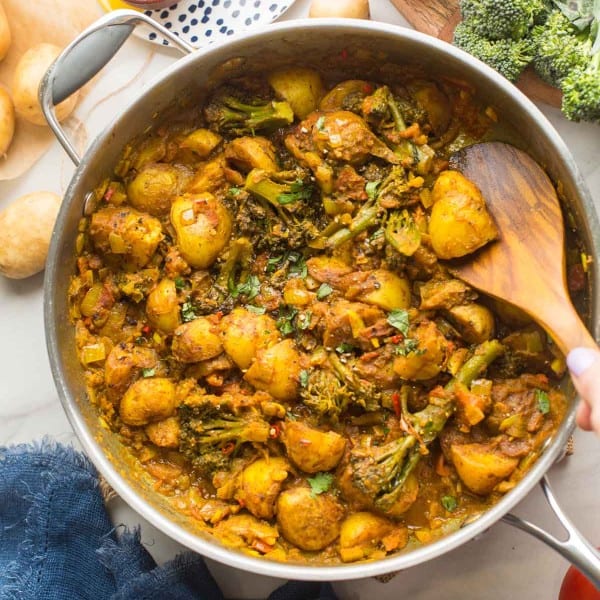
[145,416,180,448]
[358,269,411,311]
[339,512,408,563]
[244,339,302,401]
[393,321,448,381]
[127,163,189,216]
[282,421,346,473]
[172,317,223,363]
[146,279,181,333]
[119,377,177,426]
[268,67,324,119]
[89,206,163,269]
[450,443,518,495]
[233,457,290,519]
[224,136,278,173]
[277,487,345,551]
[220,308,280,370]
[170,193,232,269]
[429,170,498,259]
[446,303,495,344]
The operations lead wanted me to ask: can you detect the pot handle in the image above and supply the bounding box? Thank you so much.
[502,475,600,589]
[39,9,194,166]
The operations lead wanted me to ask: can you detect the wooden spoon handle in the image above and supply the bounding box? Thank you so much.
[536,299,597,355]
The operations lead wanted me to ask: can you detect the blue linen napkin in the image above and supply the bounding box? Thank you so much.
[0,440,337,600]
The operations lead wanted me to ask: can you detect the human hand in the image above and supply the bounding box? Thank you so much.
[567,347,600,436]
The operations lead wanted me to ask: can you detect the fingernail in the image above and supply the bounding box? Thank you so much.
[567,347,597,377]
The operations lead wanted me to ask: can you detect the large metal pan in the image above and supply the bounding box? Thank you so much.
[43,9,600,584]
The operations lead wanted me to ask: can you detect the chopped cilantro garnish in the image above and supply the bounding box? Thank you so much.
[365,180,380,200]
[246,305,266,315]
[316,283,333,300]
[231,274,261,300]
[228,186,242,197]
[277,179,313,205]
[297,310,312,330]
[287,252,307,278]
[174,276,185,290]
[441,495,458,512]
[141,367,155,378]
[299,370,309,388]
[335,342,355,354]
[395,338,424,357]
[307,472,334,498]
[181,301,197,323]
[535,389,551,414]
[276,306,299,336]
[387,309,410,336]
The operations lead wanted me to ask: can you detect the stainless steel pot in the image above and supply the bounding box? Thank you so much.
[43,9,600,584]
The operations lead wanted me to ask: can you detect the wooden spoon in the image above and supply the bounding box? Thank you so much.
[447,141,597,356]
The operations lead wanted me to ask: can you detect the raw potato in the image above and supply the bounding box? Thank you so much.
[309,0,370,19]
[0,2,11,62]
[0,86,15,155]
[13,43,80,126]
[0,191,61,278]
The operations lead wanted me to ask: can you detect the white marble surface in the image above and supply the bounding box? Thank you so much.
[1,1,600,598]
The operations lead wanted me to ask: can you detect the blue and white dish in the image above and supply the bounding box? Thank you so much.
[142,0,297,47]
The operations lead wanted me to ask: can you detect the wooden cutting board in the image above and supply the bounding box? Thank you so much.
[390,0,563,108]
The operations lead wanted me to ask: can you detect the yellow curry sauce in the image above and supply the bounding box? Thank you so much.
[69,66,571,564]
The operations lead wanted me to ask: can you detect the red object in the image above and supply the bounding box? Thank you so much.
[141,324,151,335]
[559,562,600,600]
[391,392,401,417]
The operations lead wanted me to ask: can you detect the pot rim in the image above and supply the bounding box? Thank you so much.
[45,17,597,581]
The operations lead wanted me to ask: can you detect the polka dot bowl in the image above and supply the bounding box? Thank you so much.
[138,0,297,47]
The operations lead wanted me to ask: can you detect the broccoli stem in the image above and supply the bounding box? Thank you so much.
[215,237,253,293]
[325,202,380,248]
[375,340,504,510]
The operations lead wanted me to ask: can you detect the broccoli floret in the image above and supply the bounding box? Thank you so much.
[454,22,535,81]
[348,340,505,511]
[531,9,592,86]
[204,90,294,135]
[459,0,548,40]
[179,396,271,476]
[244,168,323,249]
[561,49,600,123]
[300,356,381,421]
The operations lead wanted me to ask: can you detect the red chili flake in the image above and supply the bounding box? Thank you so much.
[221,442,236,455]
[390,335,403,344]
[102,187,115,202]
[141,324,152,335]
[269,423,282,439]
[363,83,374,94]
[391,391,402,417]
[340,48,348,60]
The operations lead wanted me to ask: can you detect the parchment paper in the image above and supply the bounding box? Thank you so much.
[0,0,103,180]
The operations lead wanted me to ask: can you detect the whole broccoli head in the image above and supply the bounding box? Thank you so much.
[459,0,548,40]
[560,50,600,123]
[179,395,271,476]
[454,22,535,81]
[531,9,592,86]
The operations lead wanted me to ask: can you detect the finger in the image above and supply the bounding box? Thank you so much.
[575,399,592,431]
[567,347,600,436]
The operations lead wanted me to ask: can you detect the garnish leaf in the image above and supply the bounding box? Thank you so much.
[307,472,334,497]
[387,309,410,336]
[442,495,458,512]
[535,389,551,414]
[316,283,333,300]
